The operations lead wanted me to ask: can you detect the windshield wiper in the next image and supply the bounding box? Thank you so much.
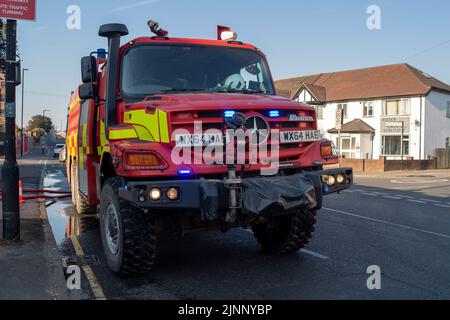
[215,88,267,94]
[160,88,207,94]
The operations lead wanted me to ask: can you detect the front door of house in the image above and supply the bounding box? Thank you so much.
[340,136,357,159]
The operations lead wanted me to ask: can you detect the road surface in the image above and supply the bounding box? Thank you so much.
[40,159,450,300]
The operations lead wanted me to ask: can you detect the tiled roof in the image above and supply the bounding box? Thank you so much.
[275,64,450,102]
[328,119,376,134]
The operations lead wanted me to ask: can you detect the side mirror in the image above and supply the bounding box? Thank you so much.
[81,56,97,83]
[79,83,98,100]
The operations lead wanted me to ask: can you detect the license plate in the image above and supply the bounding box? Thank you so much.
[280,130,321,143]
[175,133,226,147]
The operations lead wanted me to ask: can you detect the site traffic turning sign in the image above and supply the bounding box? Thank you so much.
[0,0,36,21]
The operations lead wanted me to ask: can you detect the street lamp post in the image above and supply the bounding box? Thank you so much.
[41,109,50,155]
[20,68,29,157]
[2,19,20,241]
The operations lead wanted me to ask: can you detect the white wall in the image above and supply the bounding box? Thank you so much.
[298,89,314,103]
[424,91,450,158]
[316,100,382,158]
[307,97,426,159]
[408,97,424,160]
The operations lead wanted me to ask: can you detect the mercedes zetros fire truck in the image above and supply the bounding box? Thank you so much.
[67,21,353,276]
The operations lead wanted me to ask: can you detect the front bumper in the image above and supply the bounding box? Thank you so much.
[118,167,353,221]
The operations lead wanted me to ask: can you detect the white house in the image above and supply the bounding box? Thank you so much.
[275,64,450,160]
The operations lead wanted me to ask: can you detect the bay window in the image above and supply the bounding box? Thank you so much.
[382,135,410,156]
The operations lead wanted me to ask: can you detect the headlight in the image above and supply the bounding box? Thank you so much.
[327,175,336,186]
[322,175,336,186]
[149,188,162,201]
[337,174,345,184]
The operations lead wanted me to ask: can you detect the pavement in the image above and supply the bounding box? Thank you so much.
[0,147,82,300]
[2,148,450,300]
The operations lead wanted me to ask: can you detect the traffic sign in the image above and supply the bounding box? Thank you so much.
[0,0,36,21]
[5,102,15,118]
[335,108,343,130]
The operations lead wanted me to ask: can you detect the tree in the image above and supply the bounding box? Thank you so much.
[27,115,54,135]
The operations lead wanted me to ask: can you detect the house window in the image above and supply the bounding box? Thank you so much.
[0,124,4,133]
[382,135,410,156]
[447,102,450,118]
[316,105,324,119]
[338,103,348,119]
[446,137,450,148]
[383,99,411,116]
[363,102,374,117]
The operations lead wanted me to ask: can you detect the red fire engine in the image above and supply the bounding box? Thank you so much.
[67,21,352,276]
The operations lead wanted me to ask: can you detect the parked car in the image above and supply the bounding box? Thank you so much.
[59,145,67,163]
[53,144,65,158]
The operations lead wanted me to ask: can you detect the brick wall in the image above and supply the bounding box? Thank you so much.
[340,156,438,172]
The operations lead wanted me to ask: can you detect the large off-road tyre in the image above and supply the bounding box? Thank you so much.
[100,177,157,277]
[252,209,317,254]
[71,160,96,215]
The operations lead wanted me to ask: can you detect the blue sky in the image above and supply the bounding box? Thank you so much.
[15,0,450,130]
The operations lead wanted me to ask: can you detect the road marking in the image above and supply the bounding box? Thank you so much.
[361,193,377,196]
[241,229,329,260]
[71,235,107,300]
[434,204,450,209]
[391,179,449,184]
[390,186,427,190]
[301,249,329,260]
[322,207,450,240]
[407,199,427,204]
[419,199,442,204]
[382,196,402,200]
[395,195,414,199]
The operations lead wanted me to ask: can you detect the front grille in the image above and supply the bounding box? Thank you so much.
[170,108,317,162]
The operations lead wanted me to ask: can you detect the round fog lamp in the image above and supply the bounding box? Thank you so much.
[167,188,179,201]
[326,175,336,186]
[150,188,162,201]
[337,174,345,184]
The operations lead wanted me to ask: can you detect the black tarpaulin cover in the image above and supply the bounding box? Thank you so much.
[241,174,318,216]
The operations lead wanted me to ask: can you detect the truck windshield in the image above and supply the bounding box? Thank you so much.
[121,44,275,97]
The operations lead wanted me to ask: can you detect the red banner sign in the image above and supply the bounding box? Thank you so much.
[0,0,36,21]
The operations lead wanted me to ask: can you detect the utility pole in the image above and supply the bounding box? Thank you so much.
[401,121,405,171]
[2,19,19,241]
[20,67,28,157]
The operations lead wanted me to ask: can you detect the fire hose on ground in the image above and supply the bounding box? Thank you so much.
[17,181,72,203]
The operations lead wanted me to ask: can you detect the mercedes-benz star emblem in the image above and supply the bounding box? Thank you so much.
[244,115,270,145]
